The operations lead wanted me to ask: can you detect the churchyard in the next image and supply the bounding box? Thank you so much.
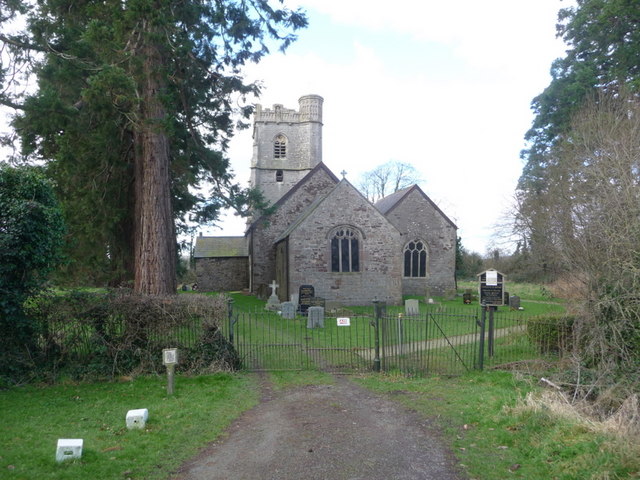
[220,280,566,376]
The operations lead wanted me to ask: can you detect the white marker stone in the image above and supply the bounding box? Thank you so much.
[126,408,149,429]
[56,438,83,462]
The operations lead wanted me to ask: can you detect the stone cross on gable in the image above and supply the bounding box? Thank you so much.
[340,170,347,179]
[268,280,279,297]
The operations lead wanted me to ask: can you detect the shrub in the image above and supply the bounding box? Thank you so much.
[22,290,239,382]
[527,314,574,354]
[0,165,65,386]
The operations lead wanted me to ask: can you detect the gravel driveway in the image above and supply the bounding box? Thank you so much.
[171,376,465,480]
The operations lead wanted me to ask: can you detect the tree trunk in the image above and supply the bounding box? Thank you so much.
[133,31,176,295]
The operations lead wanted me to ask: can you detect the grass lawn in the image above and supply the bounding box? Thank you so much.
[2,370,637,480]
[0,374,259,480]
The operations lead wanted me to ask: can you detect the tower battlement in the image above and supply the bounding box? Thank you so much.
[255,95,323,124]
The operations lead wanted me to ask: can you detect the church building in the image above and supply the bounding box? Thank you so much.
[195,95,457,305]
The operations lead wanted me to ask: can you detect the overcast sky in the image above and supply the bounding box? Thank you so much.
[211,0,573,254]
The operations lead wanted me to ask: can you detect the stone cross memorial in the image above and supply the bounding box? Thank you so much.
[266,280,281,311]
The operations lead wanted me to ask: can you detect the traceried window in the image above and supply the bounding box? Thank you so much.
[274,134,287,159]
[404,240,427,277]
[331,227,360,273]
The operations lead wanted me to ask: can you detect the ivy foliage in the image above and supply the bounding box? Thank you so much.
[0,165,65,307]
[0,165,65,383]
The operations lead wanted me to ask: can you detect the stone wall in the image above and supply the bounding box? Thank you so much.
[195,257,248,292]
[383,188,457,296]
[249,165,338,293]
[286,181,403,305]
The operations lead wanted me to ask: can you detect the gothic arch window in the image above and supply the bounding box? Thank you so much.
[330,226,360,273]
[404,240,427,277]
[274,134,287,159]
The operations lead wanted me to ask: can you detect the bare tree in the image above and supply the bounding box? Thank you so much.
[358,161,421,202]
[542,89,640,375]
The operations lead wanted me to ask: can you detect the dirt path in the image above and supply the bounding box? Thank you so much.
[358,325,526,361]
[171,376,464,480]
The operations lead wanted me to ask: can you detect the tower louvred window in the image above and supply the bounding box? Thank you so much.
[274,135,287,158]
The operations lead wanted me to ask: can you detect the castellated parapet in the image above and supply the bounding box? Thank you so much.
[254,94,323,124]
[250,95,324,206]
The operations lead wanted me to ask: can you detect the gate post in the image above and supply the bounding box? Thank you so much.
[488,306,495,358]
[227,298,235,347]
[478,305,486,370]
[372,300,382,372]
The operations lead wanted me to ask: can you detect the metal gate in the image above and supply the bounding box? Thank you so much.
[224,302,492,376]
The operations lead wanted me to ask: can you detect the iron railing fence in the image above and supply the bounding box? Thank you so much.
[225,303,573,376]
[32,302,572,378]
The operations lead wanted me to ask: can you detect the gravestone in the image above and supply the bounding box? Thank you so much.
[463,290,472,304]
[265,280,281,311]
[290,293,299,305]
[298,285,314,314]
[373,301,387,318]
[310,296,325,309]
[307,306,325,329]
[509,295,521,310]
[405,299,420,316]
[281,301,296,319]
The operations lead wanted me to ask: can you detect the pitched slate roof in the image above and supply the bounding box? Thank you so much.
[374,186,413,215]
[374,184,457,229]
[193,236,248,258]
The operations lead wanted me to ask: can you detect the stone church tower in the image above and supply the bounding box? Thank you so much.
[249,94,323,206]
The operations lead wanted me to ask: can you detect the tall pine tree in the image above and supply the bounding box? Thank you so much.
[1,0,306,293]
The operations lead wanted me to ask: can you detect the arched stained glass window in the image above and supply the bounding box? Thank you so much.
[403,240,427,277]
[330,227,360,273]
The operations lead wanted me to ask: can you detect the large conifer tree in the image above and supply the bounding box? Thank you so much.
[1,0,306,294]
[515,0,640,276]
